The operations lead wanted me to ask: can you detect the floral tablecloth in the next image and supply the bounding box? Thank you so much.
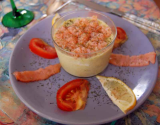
[0,0,160,125]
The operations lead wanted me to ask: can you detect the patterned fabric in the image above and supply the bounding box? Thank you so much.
[0,0,160,124]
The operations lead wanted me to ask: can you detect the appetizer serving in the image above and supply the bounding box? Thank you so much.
[52,12,117,77]
[11,11,157,119]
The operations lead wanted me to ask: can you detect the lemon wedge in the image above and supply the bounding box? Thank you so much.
[96,76,136,114]
[52,13,61,26]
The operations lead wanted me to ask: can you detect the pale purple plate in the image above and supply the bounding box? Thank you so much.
[9,11,158,125]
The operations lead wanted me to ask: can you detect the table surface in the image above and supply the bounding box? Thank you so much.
[0,0,160,125]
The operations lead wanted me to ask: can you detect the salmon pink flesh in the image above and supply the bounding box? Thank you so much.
[109,52,156,67]
[54,16,113,54]
[13,64,61,82]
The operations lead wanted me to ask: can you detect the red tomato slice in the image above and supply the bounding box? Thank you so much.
[117,27,127,40]
[113,27,127,49]
[56,79,90,111]
[29,38,57,59]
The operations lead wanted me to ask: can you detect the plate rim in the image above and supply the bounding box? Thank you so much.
[9,11,159,125]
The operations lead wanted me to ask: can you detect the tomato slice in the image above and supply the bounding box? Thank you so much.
[29,38,57,59]
[56,79,90,111]
[113,27,127,49]
[116,27,127,40]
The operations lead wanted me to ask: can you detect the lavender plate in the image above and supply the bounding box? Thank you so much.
[9,12,158,125]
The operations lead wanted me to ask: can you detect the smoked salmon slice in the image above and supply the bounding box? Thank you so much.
[13,63,61,82]
[109,52,156,67]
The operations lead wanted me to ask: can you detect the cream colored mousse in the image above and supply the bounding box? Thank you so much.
[53,17,115,77]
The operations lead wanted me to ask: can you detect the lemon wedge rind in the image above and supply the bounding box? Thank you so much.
[52,13,61,26]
